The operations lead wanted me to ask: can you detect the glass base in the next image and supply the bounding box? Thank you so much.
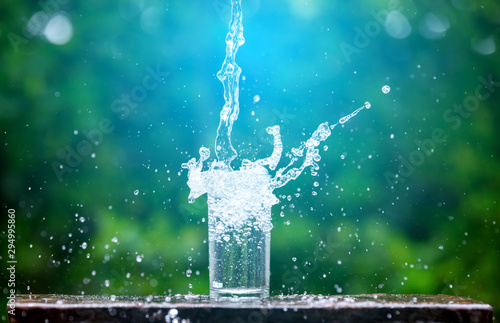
[210,287,269,300]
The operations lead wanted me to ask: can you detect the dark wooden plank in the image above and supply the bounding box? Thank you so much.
[8,294,493,323]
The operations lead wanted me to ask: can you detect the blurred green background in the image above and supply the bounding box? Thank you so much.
[1,0,500,320]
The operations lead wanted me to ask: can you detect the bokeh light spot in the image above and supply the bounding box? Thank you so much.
[43,13,73,45]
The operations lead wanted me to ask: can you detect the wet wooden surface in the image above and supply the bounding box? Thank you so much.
[9,293,493,322]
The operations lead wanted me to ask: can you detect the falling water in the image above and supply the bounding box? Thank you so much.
[181,0,370,218]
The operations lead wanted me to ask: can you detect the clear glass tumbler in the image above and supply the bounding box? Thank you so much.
[207,168,274,299]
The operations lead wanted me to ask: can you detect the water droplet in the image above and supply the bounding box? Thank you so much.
[136,255,143,262]
[382,85,391,94]
[134,190,139,195]
[364,101,371,109]
[253,95,260,103]
[81,242,87,249]
[167,308,178,319]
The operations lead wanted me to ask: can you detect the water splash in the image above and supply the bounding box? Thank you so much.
[181,0,370,232]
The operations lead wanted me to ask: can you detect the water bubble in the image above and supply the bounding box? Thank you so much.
[382,85,391,94]
[199,146,210,161]
[364,101,371,109]
[111,237,118,243]
[134,190,139,195]
[104,280,110,287]
[136,255,143,262]
[253,95,260,103]
[166,309,178,320]
[81,242,88,249]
